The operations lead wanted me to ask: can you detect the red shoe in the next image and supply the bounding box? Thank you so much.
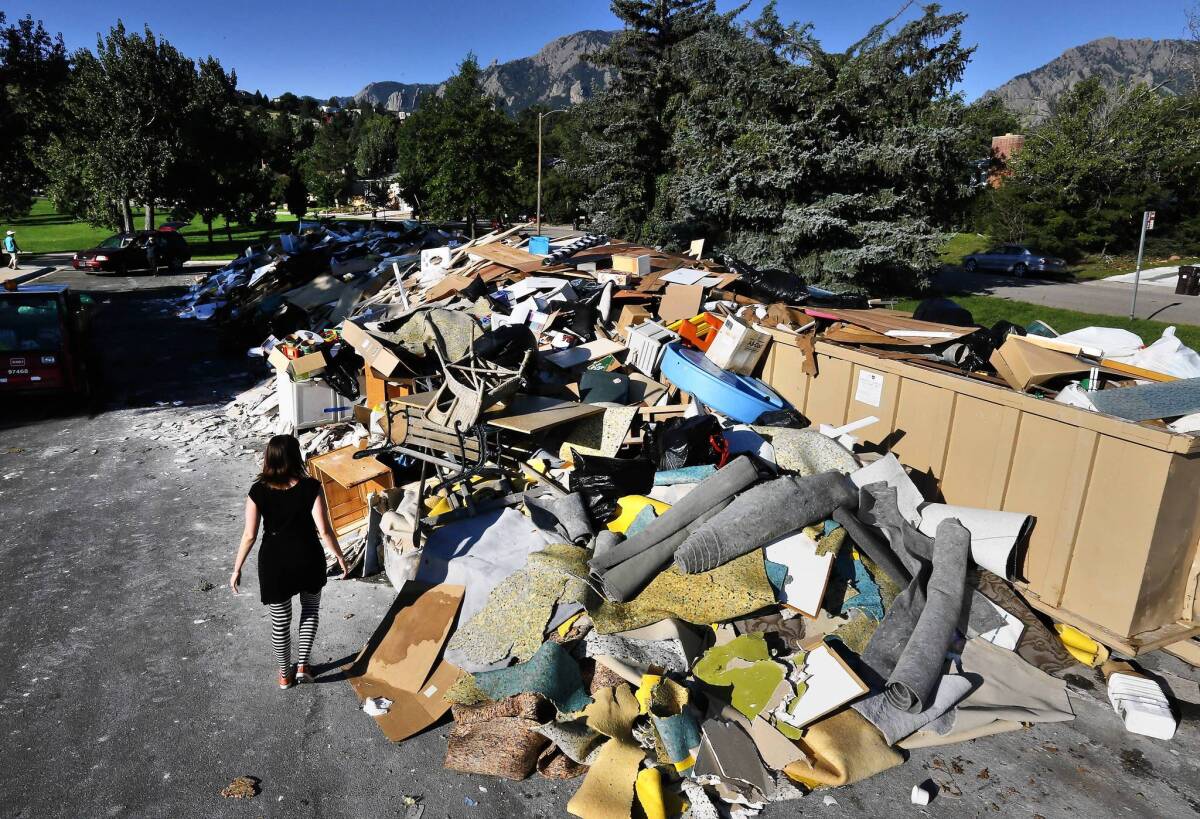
[296,664,315,684]
[278,667,296,690]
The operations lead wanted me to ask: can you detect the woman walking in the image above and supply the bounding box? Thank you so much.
[231,434,349,689]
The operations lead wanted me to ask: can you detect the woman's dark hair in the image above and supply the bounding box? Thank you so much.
[257,434,307,488]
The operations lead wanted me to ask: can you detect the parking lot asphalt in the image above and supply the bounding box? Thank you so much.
[1,272,1199,818]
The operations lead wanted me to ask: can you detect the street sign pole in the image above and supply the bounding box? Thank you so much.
[1130,210,1154,319]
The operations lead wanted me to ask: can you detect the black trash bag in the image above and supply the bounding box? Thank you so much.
[322,344,364,401]
[987,319,1026,349]
[569,302,598,339]
[568,451,656,523]
[754,407,810,429]
[458,275,490,303]
[913,297,975,327]
[473,325,537,369]
[723,255,809,304]
[646,414,723,470]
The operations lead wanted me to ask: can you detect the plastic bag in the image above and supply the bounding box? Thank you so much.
[1055,327,1144,359]
[913,297,974,327]
[1122,327,1200,379]
[646,414,723,470]
[568,451,656,523]
[722,255,809,304]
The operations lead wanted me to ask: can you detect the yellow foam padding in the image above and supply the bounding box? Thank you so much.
[635,768,667,819]
[1055,624,1110,667]
[635,673,662,715]
[783,709,903,788]
[607,495,672,533]
[557,611,584,639]
[567,685,644,819]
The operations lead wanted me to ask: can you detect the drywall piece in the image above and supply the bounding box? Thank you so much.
[762,531,834,617]
[771,643,868,729]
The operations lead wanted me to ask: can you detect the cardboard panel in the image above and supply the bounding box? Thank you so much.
[1062,437,1169,634]
[803,355,853,428]
[891,379,955,477]
[939,395,1018,509]
[1004,416,1095,601]
[846,364,899,446]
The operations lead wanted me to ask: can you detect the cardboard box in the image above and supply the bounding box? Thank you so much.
[989,336,1096,392]
[363,367,412,410]
[705,316,770,375]
[613,253,651,275]
[780,338,1200,654]
[617,304,652,335]
[342,319,404,377]
[267,346,327,379]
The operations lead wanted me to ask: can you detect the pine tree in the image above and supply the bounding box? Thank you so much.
[577,0,718,242]
[666,3,975,292]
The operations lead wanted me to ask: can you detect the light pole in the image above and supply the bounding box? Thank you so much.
[536,108,568,237]
[1130,210,1155,319]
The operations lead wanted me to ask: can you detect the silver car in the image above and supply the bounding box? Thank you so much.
[962,245,1067,277]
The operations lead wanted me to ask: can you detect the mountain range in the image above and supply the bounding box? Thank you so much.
[985,37,1193,121]
[348,31,1194,122]
[350,29,616,114]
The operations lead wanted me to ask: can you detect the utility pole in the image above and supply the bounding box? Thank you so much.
[1129,210,1155,319]
[536,109,568,237]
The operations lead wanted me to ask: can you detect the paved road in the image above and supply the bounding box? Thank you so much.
[2,272,1200,817]
[936,266,1200,325]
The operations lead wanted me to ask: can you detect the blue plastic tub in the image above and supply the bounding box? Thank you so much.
[659,342,788,423]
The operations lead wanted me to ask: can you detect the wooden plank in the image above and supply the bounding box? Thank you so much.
[1020,589,1200,655]
[465,242,546,273]
[487,396,605,434]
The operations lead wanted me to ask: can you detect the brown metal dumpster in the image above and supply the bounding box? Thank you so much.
[761,335,1200,655]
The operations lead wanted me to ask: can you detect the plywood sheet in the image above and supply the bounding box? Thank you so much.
[939,395,1018,509]
[804,355,853,428]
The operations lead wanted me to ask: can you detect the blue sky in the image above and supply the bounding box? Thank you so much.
[8,1,1195,101]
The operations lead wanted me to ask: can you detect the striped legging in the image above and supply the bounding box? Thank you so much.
[268,591,321,675]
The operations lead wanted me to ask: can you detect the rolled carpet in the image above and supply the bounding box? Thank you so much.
[674,471,858,574]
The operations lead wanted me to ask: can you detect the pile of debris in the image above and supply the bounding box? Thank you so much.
[195,223,1199,816]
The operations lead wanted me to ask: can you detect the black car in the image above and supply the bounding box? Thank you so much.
[72,230,191,274]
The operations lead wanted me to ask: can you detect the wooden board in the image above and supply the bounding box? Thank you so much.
[487,396,605,434]
[466,242,546,273]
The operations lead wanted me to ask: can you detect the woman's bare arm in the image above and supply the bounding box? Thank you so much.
[230,497,260,594]
[312,492,349,578]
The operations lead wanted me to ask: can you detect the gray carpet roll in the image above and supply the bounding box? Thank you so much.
[593,498,733,601]
[885,518,971,713]
[673,471,858,574]
[587,455,761,575]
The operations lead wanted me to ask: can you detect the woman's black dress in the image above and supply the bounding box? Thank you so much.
[248,478,327,605]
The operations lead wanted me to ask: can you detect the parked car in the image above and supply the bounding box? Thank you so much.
[72,230,191,274]
[961,245,1067,277]
[0,281,91,395]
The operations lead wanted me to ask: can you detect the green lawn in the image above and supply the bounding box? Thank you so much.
[896,294,1200,352]
[938,232,990,265]
[3,198,299,260]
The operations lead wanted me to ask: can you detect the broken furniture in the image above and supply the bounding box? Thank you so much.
[308,442,396,537]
